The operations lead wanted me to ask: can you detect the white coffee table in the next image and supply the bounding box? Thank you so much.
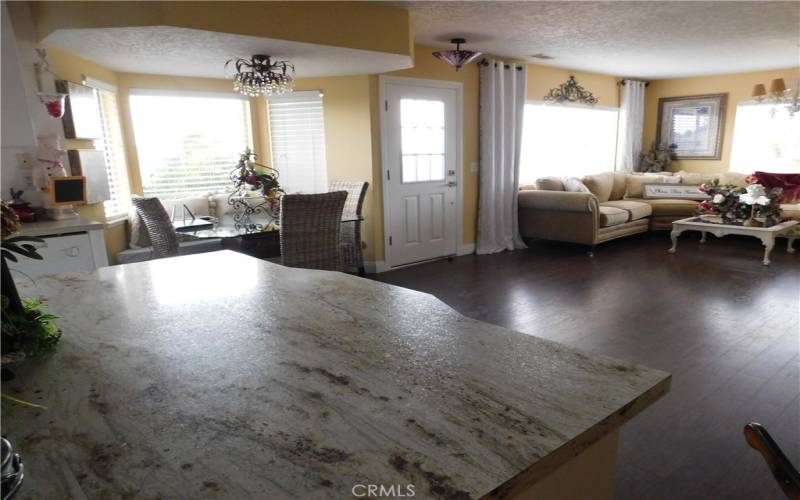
[668,217,798,265]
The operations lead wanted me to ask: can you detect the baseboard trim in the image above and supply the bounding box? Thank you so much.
[458,243,476,256]
[364,260,388,274]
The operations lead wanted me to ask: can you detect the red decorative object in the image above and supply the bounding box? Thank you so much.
[433,38,482,71]
[37,94,66,118]
[752,171,800,203]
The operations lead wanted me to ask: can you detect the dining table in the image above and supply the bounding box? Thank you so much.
[174,215,363,260]
[3,251,670,499]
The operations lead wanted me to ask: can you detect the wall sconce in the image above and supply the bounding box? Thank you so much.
[752,77,799,116]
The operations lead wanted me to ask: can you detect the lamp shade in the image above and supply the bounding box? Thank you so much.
[432,38,482,71]
[769,78,787,94]
[751,83,767,98]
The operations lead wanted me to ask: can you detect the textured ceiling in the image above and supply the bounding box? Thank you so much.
[398,1,800,78]
[44,26,412,79]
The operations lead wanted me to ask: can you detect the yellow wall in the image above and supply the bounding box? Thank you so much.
[643,67,800,174]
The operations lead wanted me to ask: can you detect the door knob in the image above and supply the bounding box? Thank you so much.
[445,182,457,187]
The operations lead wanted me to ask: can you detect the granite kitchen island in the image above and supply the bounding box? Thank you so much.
[4,251,670,499]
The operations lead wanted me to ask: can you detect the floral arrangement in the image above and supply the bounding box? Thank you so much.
[233,148,283,201]
[698,181,783,226]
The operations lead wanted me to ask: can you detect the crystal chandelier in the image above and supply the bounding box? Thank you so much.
[432,38,482,71]
[226,55,294,97]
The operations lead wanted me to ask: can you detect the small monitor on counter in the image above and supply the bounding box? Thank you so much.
[49,176,87,206]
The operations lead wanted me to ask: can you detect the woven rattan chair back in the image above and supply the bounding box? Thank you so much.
[279,191,347,271]
[328,181,368,275]
[132,196,180,259]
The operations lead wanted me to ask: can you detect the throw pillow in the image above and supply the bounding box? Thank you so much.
[581,172,614,202]
[625,174,665,199]
[535,176,565,191]
[563,177,591,194]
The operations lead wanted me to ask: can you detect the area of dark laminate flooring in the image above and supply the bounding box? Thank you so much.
[373,231,799,500]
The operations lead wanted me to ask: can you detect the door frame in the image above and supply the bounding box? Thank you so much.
[379,75,464,269]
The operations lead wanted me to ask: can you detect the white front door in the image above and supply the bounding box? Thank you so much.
[382,78,460,267]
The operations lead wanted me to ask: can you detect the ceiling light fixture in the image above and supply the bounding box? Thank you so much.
[226,54,295,97]
[432,38,482,71]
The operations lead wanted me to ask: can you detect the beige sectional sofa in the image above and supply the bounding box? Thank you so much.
[518,170,752,250]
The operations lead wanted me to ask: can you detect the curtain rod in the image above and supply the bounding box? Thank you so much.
[479,59,524,71]
[619,80,650,87]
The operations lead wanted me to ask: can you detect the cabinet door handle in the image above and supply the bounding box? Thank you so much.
[65,247,80,257]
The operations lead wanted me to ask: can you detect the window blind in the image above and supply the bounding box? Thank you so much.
[129,93,252,198]
[87,81,131,218]
[519,102,619,184]
[268,91,327,193]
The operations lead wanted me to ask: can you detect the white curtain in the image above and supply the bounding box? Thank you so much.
[477,60,527,254]
[615,79,646,172]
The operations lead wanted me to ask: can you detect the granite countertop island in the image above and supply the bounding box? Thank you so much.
[4,251,670,499]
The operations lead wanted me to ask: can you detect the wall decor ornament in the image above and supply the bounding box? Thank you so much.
[226,55,294,97]
[543,76,598,105]
[33,49,66,118]
[656,93,727,160]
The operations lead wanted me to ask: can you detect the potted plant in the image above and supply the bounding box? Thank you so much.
[1,201,60,374]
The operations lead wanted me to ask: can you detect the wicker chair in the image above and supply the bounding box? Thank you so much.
[132,196,179,258]
[279,191,347,271]
[329,181,369,275]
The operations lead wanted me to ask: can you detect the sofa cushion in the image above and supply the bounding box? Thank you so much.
[718,172,748,188]
[563,177,592,194]
[582,172,614,202]
[598,206,629,227]
[781,203,800,219]
[601,200,652,221]
[634,198,700,217]
[610,172,628,200]
[676,171,718,186]
[625,175,670,199]
[535,177,565,191]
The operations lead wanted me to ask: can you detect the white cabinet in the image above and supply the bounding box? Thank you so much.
[8,218,108,280]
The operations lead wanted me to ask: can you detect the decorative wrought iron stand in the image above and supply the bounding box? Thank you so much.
[227,149,283,233]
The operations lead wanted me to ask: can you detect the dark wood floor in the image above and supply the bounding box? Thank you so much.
[374,232,799,499]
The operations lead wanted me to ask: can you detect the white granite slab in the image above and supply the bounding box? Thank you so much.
[3,251,670,499]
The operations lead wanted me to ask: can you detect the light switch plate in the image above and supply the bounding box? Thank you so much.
[16,153,32,169]
[470,161,479,173]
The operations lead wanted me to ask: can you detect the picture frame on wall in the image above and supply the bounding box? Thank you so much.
[656,93,727,160]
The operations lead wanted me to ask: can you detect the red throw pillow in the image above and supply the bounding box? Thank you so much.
[753,171,800,203]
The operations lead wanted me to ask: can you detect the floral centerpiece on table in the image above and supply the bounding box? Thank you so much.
[698,181,783,226]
